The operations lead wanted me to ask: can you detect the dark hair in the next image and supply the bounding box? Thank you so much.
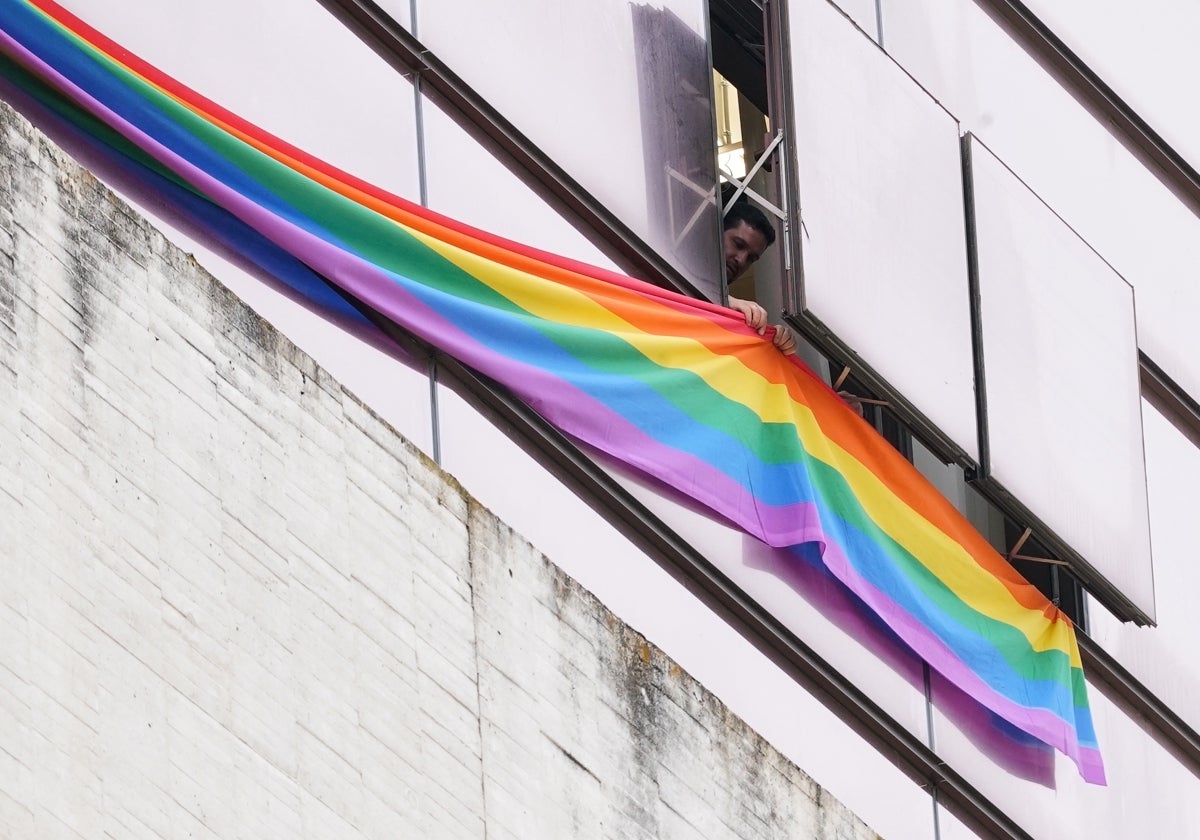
[722,195,776,247]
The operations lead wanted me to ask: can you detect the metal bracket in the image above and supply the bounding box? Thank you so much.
[721,131,787,221]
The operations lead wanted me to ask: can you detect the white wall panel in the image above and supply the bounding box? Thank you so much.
[880,0,1200,412]
[785,0,978,463]
[420,96,621,272]
[1021,0,1200,176]
[368,0,413,31]
[970,138,1153,622]
[413,0,723,299]
[1086,401,1200,732]
[931,678,1200,840]
[826,0,880,41]
[935,804,989,840]
[58,0,421,197]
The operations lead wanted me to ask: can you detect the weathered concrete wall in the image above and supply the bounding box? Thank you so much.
[0,101,880,840]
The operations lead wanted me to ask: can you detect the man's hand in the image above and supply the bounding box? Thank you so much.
[729,296,797,355]
[729,296,769,333]
[770,328,797,355]
[837,390,865,417]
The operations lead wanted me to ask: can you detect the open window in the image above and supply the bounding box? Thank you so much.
[710,1,786,309]
[710,0,1116,626]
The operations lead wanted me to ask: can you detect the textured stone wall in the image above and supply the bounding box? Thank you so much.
[0,101,879,840]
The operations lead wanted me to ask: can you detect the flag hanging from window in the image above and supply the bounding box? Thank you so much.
[0,0,1104,783]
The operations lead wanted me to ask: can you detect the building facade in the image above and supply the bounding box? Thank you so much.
[4,1,1199,838]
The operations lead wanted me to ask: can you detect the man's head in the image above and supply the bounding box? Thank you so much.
[721,200,776,281]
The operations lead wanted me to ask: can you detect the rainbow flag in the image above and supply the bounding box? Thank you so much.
[0,0,1104,783]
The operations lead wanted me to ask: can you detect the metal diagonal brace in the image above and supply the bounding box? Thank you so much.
[721,131,787,220]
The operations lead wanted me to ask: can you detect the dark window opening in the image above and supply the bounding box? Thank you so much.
[829,361,914,460]
[834,357,1089,628]
[710,0,770,116]
[710,0,781,306]
[1004,521,1089,630]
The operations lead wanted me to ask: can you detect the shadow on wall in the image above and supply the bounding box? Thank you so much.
[743,537,1057,788]
[632,4,723,302]
[576,437,1056,788]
